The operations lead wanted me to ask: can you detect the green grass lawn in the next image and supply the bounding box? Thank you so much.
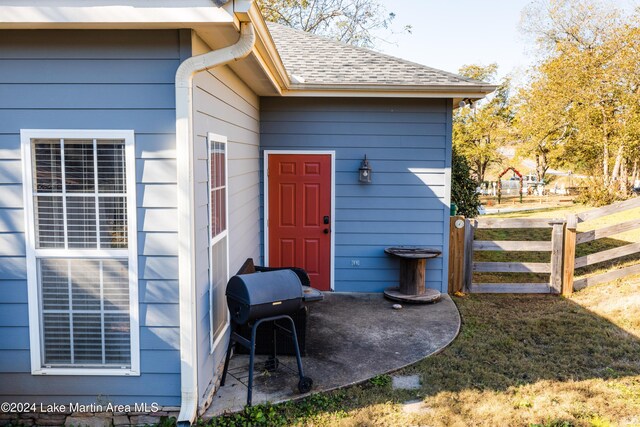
[206,279,640,426]
[205,205,640,427]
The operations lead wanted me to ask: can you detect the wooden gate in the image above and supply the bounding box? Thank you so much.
[448,197,640,294]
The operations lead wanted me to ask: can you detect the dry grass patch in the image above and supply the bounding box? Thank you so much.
[207,279,640,426]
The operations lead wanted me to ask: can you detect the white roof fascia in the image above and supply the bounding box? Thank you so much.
[0,1,234,28]
[282,88,497,99]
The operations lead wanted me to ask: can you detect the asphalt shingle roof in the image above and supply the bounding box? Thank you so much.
[266,22,488,88]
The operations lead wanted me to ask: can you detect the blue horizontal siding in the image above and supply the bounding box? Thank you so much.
[139,256,179,280]
[0,232,25,255]
[138,209,179,232]
[255,134,446,149]
[0,280,27,302]
[261,110,447,124]
[261,97,452,293]
[0,109,176,134]
[261,97,447,113]
[0,60,179,84]
[0,30,181,59]
[140,303,180,328]
[0,160,21,183]
[335,256,444,269]
[140,327,180,351]
[334,159,445,172]
[0,327,29,349]
[0,303,28,326]
[0,184,22,208]
[261,121,446,136]
[336,209,443,222]
[0,29,185,405]
[137,184,178,208]
[139,280,179,304]
[0,84,175,109]
[141,350,181,374]
[335,221,444,234]
[0,257,26,279]
[0,350,30,372]
[335,172,445,186]
[0,209,23,232]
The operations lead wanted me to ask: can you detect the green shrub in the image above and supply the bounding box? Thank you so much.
[451,147,481,218]
[575,177,628,206]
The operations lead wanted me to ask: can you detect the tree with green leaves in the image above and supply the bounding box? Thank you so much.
[453,63,513,183]
[256,0,410,47]
[519,0,640,201]
[511,73,570,183]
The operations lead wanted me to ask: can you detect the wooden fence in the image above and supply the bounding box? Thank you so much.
[448,196,640,295]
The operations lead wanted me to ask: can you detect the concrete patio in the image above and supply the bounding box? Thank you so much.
[203,292,460,418]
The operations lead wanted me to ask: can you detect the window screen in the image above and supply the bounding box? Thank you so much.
[39,259,130,367]
[29,137,133,369]
[33,139,128,250]
[208,135,229,349]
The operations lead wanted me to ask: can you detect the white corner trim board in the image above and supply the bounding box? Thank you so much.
[175,22,255,426]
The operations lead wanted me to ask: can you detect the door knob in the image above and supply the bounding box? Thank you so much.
[323,228,329,234]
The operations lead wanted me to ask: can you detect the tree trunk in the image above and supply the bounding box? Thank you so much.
[620,157,628,195]
[477,160,488,184]
[632,160,638,186]
[602,105,609,187]
[603,143,609,188]
[538,151,548,183]
[610,145,624,182]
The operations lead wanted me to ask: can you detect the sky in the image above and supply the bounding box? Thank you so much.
[374,0,638,84]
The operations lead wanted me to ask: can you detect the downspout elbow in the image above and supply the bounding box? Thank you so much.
[175,22,255,87]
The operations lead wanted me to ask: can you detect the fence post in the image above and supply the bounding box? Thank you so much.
[463,218,476,292]
[562,214,577,296]
[448,216,466,293]
[549,220,565,294]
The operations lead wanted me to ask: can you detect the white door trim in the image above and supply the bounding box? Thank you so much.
[263,150,336,291]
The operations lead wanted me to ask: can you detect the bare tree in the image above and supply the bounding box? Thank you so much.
[257,0,411,48]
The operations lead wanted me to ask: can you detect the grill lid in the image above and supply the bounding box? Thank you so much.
[226,269,303,306]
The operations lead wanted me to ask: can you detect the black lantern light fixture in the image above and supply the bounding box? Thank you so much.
[359,155,372,183]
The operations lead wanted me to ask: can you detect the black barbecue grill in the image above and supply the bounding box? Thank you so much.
[220,268,322,406]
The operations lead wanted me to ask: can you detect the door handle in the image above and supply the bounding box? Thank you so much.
[323,228,330,234]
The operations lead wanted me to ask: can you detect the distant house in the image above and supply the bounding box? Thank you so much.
[0,1,494,424]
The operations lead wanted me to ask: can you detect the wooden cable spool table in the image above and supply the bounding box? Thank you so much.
[384,246,442,304]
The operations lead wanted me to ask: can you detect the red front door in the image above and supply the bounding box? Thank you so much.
[268,154,332,291]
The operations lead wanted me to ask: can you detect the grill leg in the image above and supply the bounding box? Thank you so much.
[285,315,305,379]
[220,326,235,387]
[247,320,260,406]
[272,322,278,361]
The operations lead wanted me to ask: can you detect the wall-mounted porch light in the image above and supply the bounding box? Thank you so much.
[359,155,372,183]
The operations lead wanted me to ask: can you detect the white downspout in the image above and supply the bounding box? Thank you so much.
[176,22,255,426]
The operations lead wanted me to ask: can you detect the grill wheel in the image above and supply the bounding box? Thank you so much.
[298,376,313,393]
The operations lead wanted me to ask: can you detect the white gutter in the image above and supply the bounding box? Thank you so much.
[176,21,255,426]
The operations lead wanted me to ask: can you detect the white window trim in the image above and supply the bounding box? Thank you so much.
[207,133,230,354]
[21,129,140,376]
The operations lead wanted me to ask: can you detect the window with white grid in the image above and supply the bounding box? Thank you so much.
[21,130,139,375]
[208,133,229,352]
